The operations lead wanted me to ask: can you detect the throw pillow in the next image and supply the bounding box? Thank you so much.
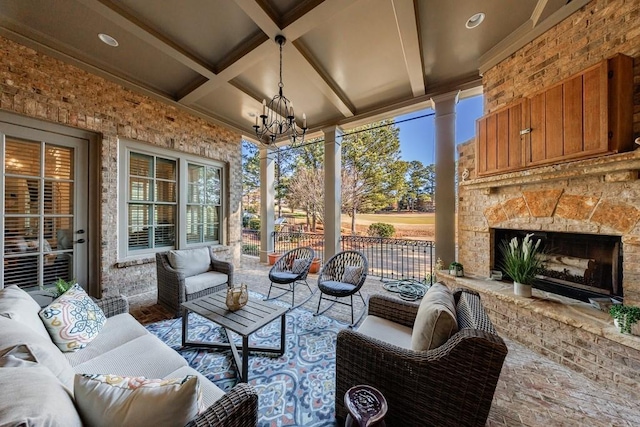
[411,282,458,351]
[0,316,75,393]
[0,366,82,427]
[168,247,211,277]
[342,266,362,285]
[74,374,203,427]
[291,258,309,274]
[39,284,107,352]
[0,284,51,339]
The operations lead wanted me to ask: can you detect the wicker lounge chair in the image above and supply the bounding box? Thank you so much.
[335,288,508,427]
[156,246,233,317]
[265,247,315,308]
[316,250,368,326]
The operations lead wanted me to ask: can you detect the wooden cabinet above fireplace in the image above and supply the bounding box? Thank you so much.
[476,54,633,177]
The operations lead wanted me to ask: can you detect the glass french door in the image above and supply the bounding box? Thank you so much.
[1,125,88,290]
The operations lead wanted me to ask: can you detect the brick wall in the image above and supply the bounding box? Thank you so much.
[457,0,640,392]
[0,36,243,297]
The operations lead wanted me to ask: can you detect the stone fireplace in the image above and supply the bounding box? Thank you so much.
[492,228,623,302]
[457,150,640,306]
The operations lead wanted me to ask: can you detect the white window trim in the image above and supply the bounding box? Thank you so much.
[117,139,226,261]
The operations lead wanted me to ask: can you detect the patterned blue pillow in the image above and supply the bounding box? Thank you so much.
[39,284,107,352]
[291,258,309,274]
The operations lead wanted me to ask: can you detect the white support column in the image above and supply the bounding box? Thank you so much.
[431,91,459,266]
[259,147,276,263]
[323,126,343,260]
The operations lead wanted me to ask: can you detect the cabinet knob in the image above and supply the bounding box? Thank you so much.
[520,128,532,135]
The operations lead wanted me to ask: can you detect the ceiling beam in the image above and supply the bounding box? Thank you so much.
[78,0,217,79]
[391,0,425,97]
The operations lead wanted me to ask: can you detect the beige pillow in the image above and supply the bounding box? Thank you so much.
[74,374,202,427]
[411,283,458,351]
[0,284,51,339]
[0,316,75,393]
[0,366,82,427]
[168,247,211,277]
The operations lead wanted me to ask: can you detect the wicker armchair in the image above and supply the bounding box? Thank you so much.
[316,250,368,326]
[156,246,234,317]
[335,288,508,427]
[266,247,315,308]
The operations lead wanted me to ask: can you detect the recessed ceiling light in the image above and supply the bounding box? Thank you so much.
[465,12,485,29]
[98,33,119,47]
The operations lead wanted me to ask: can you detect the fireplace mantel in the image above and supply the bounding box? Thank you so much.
[460,150,640,191]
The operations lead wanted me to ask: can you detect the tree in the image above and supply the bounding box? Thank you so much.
[241,140,260,212]
[286,167,324,230]
[342,120,403,233]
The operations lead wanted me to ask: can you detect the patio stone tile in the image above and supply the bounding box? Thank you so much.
[128,255,640,426]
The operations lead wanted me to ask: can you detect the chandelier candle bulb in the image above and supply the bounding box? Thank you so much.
[303,113,306,128]
[262,99,266,116]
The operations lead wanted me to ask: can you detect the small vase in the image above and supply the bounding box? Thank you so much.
[225,284,248,311]
[514,281,532,298]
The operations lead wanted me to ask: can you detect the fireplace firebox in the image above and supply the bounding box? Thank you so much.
[492,229,623,302]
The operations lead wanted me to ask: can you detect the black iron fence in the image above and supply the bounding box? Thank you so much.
[272,231,326,261]
[340,235,434,283]
[241,229,260,256]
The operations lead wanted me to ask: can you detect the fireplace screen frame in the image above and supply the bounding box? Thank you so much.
[491,228,623,302]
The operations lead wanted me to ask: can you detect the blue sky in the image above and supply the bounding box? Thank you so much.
[395,95,483,165]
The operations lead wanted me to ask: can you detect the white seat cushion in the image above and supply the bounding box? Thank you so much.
[357,315,413,350]
[72,334,188,379]
[184,271,228,295]
[64,313,150,367]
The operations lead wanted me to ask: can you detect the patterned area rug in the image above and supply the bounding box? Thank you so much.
[145,294,346,427]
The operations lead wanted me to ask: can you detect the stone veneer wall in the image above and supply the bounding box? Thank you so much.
[458,0,640,305]
[0,36,243,297]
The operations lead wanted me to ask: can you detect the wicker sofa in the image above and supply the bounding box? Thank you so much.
[156,246,234,317]
[335,287,508,427]
[0,285,257,427]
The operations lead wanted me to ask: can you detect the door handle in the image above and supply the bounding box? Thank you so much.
[74,239,86,244]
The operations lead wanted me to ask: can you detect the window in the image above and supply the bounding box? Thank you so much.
[119,141,224,258]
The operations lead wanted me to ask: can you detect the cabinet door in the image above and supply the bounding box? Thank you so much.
[527,61,608,166]
[476,100,526,176]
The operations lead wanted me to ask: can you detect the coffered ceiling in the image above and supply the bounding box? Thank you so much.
[0,0,587,141]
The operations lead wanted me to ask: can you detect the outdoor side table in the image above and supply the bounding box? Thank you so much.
[181,290,287,383]
[344,384,388,427]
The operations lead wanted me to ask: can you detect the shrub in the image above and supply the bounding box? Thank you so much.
[367,222,395,238]
[242,243,259,256]
[248,218,260,230]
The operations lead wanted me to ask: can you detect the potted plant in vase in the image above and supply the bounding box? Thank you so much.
[449,262,464,277]
[610,305,640,335]
[499,233,545,298]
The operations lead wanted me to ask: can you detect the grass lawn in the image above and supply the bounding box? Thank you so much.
[348,213,435,225]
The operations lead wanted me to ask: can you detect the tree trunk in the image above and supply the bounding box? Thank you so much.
[351,207,356,235]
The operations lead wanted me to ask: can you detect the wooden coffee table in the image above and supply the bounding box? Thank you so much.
[181,290,287,383]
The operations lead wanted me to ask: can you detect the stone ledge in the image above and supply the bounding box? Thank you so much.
[461,150,640,190]
[438,271,640,352]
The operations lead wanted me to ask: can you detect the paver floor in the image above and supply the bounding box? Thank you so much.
[130,256,640,427]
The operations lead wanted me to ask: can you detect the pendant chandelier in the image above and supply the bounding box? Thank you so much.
[253,35,307,147]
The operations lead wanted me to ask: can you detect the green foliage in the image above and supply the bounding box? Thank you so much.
[48,278,75,298]
[367,222,395,238]
[241,243,259,256]
[609,305,640,334]
[248,218,260,230]
[449,262,463,270]
[499,233,545,285]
